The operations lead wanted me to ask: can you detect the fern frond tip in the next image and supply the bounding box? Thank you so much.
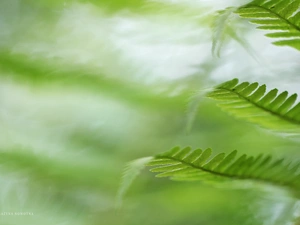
[207,78,300,133]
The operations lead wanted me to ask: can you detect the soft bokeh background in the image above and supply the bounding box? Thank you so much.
[0,0,299,224]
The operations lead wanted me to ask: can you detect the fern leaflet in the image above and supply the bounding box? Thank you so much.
[237,0,300,50]
[207,78,300,134]
[147,147,300,195]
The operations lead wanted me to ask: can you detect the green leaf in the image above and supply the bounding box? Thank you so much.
[207,78,300,134]
[237,0,300,50]
[147,147,300,195]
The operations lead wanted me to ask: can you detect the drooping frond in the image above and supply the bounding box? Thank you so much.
[212,7,258,59]
[207,78,300,134]
[147,147,300,194]
[212,7,237,57]
[237,0,300,50]
[116,157,153,208]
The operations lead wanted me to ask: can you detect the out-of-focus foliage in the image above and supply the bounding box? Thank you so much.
[0,0,299,224]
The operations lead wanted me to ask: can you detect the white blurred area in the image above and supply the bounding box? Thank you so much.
[0,0,298,89]
[1,0,298,92]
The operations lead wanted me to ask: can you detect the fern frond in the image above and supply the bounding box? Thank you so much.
[237,0,300,50]
[147,147,300,194]
[207,78,300,134]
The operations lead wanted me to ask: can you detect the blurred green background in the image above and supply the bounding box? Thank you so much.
[0,0,299,224]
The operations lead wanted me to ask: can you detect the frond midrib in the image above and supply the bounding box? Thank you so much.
[217,86,300,126]
[243,3,300,32]
[156,155,297,190]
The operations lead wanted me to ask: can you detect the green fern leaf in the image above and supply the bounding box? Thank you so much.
[147,147,300,194]
[207,78,300,134]
[237,0,300,50]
